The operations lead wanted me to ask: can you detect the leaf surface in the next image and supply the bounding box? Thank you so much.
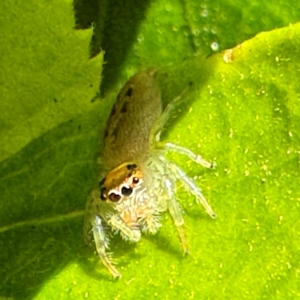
[0,1,299,299]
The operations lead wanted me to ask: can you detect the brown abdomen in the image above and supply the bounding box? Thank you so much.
[102,71,162,170]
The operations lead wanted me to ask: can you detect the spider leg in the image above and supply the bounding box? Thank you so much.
[93,215,121,278]
[83,190,99,245]
[168,162,217,219]
[150,85,190,146]
[164,142,216,169]
[84,190,121,278]
[140,209,161,234]
[164,175,189,254]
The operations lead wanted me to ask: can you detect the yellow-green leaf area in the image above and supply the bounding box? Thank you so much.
[0,0,103,162]
[1,1,300,300]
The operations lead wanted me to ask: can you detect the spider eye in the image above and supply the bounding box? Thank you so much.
[126,163,137,170]
[121,185,133,196]
[100,187,106,201]
[132,177,139,185]
[99,177,105,186]
[108,192,121,202]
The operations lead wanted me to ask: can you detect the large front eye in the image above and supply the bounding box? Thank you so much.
[108,192,121,202]
[121,185,133,196]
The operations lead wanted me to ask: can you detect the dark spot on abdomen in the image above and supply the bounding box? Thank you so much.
[125,87,133,97]
[121,101,128,113]
[111,127,118,138]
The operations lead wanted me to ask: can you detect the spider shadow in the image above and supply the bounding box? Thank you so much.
[143,230,187,259]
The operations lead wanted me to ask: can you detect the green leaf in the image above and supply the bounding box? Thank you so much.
[80,0,300,95]
[0,0,103,163]
[1,1,300,300]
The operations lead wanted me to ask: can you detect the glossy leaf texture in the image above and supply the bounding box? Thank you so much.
[0,0,299,299]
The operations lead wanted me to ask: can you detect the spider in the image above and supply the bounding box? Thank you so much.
[83,70,217,278]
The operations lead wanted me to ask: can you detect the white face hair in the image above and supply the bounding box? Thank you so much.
[83,70,217,278]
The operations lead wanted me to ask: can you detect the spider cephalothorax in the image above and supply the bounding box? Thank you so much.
[99,163,143,202]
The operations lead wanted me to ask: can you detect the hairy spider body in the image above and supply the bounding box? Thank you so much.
[83,71,216,278]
